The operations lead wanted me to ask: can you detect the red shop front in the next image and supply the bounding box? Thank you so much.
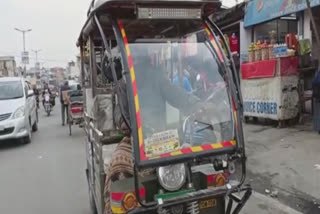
[240,56,300,123]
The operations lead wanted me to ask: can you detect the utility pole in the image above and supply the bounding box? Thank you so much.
[32,49,42,77]
[14,28,32,78]
[32,49,41,63]
[306,0,320,70]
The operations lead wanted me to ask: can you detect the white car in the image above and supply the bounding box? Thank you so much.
[0,77,38,144]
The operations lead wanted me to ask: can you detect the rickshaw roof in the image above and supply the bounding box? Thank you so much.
[78,0,221,45]
[89,0,221,13]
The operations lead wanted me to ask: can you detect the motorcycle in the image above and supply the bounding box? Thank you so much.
[43,90,52,116]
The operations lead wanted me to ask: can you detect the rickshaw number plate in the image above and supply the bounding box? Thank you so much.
[144,129,180,157]
[199,199,217,209]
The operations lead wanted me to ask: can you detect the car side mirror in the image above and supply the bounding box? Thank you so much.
[27,90,34,97]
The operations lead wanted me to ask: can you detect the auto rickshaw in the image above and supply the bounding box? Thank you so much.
[78,0,251,214]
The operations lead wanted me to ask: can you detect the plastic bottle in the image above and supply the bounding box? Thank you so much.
[273,44,279,58]
[280,44,284,57]
[284,43,288,57]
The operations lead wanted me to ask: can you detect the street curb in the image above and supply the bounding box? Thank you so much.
[253,191,303,214]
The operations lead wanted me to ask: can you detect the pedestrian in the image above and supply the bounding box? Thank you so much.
[60,81,70,126]
[312,71,320,134]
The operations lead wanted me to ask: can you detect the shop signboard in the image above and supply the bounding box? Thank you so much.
[241,76,299,120]
[244,0,320,27]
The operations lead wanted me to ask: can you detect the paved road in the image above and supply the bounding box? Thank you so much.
[0,105,90,214]
[0,103,308,214]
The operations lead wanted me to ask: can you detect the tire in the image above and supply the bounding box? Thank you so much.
[22,126,32,144]
[32,120,38,132]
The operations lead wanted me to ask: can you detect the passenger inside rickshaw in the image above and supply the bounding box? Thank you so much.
[109,20,234,155]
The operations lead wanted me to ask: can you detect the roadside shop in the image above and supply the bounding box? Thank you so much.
[240,0,320,126]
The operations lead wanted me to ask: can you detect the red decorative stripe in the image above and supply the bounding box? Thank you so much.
[118,20,124,30]
[128,56,134,68]
[136,111,141,128]
[221,141,233,147]
[232,98,236,111]
[118,20,146,162]
[156,140,236,159]
[202,23,224,63]
[181,147,192,154]
[111,188,146,202]
[201,144,213,151]
[207,174,215,184]
[111,192,125,201]
[160,153,171,158]
[211,39,224,62]
[140,145,147,160]
[123,36,128,45]
[139,188,146,198]
[132,80,138,96]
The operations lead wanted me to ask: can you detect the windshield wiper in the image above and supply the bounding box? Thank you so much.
[194,120,214,133]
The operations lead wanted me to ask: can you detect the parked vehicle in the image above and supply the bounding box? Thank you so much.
[78,1,251,214]
[0,77,38,144]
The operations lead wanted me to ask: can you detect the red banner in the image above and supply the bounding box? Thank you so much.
[241,59,277,79]
[241,57,299,80]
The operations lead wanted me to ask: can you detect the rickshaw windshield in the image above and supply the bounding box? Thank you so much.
[121,20,235,160]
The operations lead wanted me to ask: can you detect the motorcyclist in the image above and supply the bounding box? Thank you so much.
[42,83,53,108]
[32,84,40,109]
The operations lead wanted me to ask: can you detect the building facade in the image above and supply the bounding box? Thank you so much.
[0,56,17,77]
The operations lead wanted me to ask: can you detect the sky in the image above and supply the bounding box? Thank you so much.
[0,0,240,68]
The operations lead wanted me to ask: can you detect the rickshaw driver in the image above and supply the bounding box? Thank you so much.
[104,48,217,213]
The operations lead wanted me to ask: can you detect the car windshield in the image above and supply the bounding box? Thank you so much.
[0,81,24,100]
[122,20,235,159]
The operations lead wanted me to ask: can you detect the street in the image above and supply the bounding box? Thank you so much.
[0,105,90,214]
[0,104,318,214]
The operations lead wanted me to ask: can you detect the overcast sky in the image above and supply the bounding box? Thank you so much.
[0,0,240,68]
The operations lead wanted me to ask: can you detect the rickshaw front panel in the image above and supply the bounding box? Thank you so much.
[78,1,250,214]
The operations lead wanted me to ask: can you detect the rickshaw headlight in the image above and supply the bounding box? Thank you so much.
[157,164,186,191]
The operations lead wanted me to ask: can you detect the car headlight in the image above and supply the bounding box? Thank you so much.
[157,163,186,191]
[12,106,25,119]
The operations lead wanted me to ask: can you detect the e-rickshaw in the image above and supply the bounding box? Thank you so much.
[78,0,251,214]
[67,89,84,136]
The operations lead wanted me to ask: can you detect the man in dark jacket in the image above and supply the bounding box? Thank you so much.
[60,81,70,126]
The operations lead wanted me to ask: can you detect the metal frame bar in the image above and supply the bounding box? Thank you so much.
[204,18,248,187]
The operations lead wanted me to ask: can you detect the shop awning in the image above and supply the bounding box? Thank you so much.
[244,0,320,27]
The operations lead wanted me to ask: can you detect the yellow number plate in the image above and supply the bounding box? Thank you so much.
[199,199,217,209]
